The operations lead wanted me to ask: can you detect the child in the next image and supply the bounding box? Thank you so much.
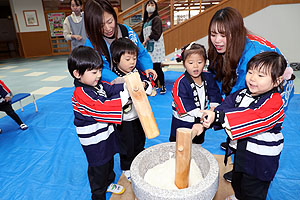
[68,46,131,199]
[200,51,286,200]
[110,37,153,181]
[0,80,28,132]
[63,0,86,50]
[169,43,222,144]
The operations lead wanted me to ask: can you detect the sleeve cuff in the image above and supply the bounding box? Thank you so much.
[214,110,225,124]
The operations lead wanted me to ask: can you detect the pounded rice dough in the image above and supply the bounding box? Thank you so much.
[144,158,203,190]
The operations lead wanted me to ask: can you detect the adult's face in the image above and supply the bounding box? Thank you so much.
[102,11,116,38]
[210,23,227,54]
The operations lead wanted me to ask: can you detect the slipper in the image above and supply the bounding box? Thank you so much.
[107,183,125,195]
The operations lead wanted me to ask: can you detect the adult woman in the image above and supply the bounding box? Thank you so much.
[84,0,157,83]
[140,0,166,94]
[206,7,294,191]
[63,0,87,50]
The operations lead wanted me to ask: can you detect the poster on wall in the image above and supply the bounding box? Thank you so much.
[47,12,65,37]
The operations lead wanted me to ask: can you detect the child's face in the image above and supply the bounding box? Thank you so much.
[210,23,227,54]
[184,53,205,79]
[118,52,137,74]
[246,66,278,96]
[71,0,82,16]
[75,69,101,87]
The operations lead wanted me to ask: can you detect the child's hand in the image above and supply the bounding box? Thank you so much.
[200,110,215,128]
[73,35,82,41]
[5,96,11,102]
[145,69,157,80]
[192,123,204,136]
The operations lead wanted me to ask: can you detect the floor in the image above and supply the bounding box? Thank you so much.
[0,55,299,200]
[0,55,194,118]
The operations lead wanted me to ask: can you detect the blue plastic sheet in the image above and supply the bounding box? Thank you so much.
[0,71,299,200]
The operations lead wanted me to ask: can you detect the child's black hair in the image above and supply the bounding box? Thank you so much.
[68,46,103,79]
[247,51,287,91]
[176,43,207,63]
[72,0,83,6]
[110,37,139,68]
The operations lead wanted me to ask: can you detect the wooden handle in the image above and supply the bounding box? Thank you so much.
[124,72,159,139]
[175,128,194,189]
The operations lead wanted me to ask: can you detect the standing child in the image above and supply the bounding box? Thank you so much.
[110,37,153,181]
[200,52,287,200]
[63,0,87,50]
[169,43,222,144]
[68,46,131,199]
[0,80,28,132]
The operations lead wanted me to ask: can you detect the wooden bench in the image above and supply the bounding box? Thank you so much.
[11,93,38,112]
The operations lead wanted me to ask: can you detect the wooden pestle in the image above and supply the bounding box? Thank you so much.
[175,127,197,189]
[124,72,159,139]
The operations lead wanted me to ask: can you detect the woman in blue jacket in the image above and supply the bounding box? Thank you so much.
[84,0,157,84]
[207,7,294,187]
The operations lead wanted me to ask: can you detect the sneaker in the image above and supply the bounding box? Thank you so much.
[123,170,131,182]
[220,142,227,150]
[107,183,125,195]
[160,85,166,94]
[20,124,28,130]
[225,194,238,200]
[223,170,233,183]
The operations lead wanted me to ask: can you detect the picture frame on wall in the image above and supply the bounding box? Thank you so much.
[23,10,39,27]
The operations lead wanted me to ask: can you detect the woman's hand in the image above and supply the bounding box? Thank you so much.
[142,37,150,47]
[200,110,215,128]
[145,69,157,80]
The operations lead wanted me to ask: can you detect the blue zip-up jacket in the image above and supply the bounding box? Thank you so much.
[210,34,294,109]
[85,24,153,83]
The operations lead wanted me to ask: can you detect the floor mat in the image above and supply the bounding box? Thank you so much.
[0,71,299,200]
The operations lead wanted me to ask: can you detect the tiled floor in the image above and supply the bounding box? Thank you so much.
[0,55,299,119]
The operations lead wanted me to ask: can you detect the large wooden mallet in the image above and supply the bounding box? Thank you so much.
[175,128,197,189]
[124,72,159,139]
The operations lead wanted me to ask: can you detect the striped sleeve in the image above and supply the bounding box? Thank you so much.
[172,74,197,116]
[72,87,123,124]
[0,80,11,97]
[226,93,284,140]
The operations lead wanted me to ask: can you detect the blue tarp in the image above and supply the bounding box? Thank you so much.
[0,71,299,200]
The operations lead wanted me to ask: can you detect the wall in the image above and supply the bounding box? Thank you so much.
[168,3,300,63]
[10,0,47,32]
[9,0,52,57]
[121,0,136,11]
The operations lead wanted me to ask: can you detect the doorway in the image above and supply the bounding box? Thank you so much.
[0,0,19,60]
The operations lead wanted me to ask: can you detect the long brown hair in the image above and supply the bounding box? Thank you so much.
[84,0,118,61]
[208,7,247,95]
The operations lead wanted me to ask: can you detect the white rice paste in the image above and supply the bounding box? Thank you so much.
[144,158,203,190]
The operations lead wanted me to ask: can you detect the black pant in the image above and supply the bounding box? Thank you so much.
[0,102,23,125]
[88,159,115,200]
[117,119,145,170]
[153,62,165,87]
[232,171,271,200]
[169,131,205,144]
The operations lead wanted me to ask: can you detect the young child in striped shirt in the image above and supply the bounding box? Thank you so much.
[199,51,287,200]
[68,46,131,199]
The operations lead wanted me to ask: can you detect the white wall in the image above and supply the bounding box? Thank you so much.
[121,0,136,11]
[10,0,47,32]
[167,3,300,63]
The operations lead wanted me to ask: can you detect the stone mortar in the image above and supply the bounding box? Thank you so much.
[130,142,219,200]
